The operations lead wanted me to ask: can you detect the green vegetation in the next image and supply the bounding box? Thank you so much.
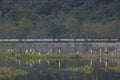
[0,0,120,39]
[65,67,82,72]
[82,65,94,74]
[106,66,120,72]
[64,65,94,74]
[0,52,120,62]
[0,67,28,79]
[0,52,95,61]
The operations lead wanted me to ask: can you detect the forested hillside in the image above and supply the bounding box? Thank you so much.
[0,0,120,39]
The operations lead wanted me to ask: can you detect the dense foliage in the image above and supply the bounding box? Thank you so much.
[0,0,120,39]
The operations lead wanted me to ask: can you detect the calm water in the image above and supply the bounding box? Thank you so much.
[0,58,120,80]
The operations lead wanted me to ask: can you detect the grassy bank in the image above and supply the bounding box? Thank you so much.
[0,52,95,61]
[0,52,119,61]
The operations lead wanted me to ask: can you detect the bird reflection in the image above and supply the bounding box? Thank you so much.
[18,60,21,64]
[25,61,29,65]
[29,63,33,68]
[59,60,61,68]
[105,58,109,67]
[38,60,41,64]
[99,57,102,63]
[90,58,93,66]
[32,60,35,65]
[47,60,50,66]
[117,60,120,65]
[15,60,17,63]
[99,49,102,56]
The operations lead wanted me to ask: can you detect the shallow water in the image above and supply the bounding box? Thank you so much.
[0,58,120,80]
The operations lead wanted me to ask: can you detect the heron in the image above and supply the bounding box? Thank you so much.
[99,49,102,56]
[49,49,53,53]
[32,50,35,55]
[105,47,109,55]
[77,51,80,54]
[7,49,10,53]
[90,49,93,54]
[29,49,33,53]
[47,51,50,55]
[58,49,61,53]
[105,58,109,67]
[25,49,29,53]
[38,52,41,55]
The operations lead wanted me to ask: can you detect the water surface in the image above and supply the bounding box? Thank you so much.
[0,58,120,80]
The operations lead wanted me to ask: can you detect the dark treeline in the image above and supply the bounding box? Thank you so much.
[0,0,120,40]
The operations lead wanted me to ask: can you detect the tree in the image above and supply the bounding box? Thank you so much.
[65,16,82,39]
[112,21,120,40]
[46,17,65,41]
[0,20,16,39]
[0,0,120,39]
[65,16,82,52]
[15,17,34,41]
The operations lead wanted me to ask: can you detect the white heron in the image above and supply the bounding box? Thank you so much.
[58,49,61,53]
[38,52,41,55]
[29,49,33,52]
[77,51,80,54]
[47,51,50,55]
[25,49,29,53]
[49,49,53,53]
[105,47,109,55]
[90,49,93,54]
[32,50,35,55]
[7,49,10,53]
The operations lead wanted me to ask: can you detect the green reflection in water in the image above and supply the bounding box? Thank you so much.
[0,67,28,79]
[60,65,94,80]
[83,65,94,74]
[64,65,94,74]
[105,66,120,72]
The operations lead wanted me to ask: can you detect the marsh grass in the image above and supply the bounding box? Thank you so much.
[0,53,91,61]
[0,52,119,61]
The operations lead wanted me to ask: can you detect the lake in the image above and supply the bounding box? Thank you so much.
[0,57,120,80]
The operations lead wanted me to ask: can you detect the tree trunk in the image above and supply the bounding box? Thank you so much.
[74,38,77,53]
